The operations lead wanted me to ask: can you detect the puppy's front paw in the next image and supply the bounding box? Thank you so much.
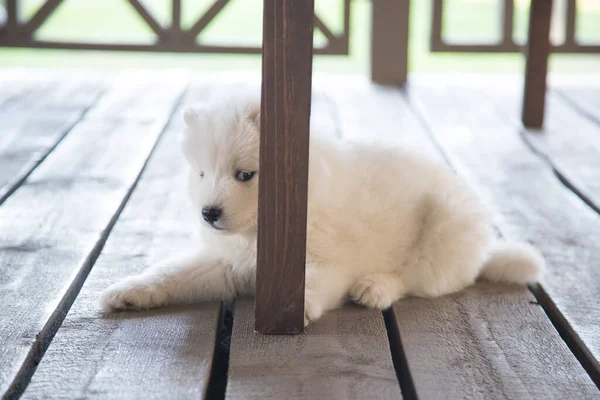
[350,276,394,310]
[100,277,168,313]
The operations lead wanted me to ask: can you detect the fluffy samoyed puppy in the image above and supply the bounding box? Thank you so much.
[100,90,544,325]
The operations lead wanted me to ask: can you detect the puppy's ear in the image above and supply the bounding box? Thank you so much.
[183,106,206,128]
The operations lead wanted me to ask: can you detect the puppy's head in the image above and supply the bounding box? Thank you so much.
[181,94,260,235]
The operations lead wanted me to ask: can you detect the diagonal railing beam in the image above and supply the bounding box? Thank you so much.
[23,0,64,36]
[314,14,337,42]
[127,0,164,38]
[187,0,231,39]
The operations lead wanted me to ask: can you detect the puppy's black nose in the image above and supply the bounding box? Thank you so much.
[202,207,222,223]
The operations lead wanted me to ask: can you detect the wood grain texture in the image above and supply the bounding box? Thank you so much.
[85,70,187,121]
[0,71,107,204]
[393,284,598,399]
[24,90,222,399]
[0,71,107,117]
[493,88,600,214]
[324,78,442,160]
[408,83,600,392]
[256,0,315,334]
[522,0,553,128]
[557,89,600,125]
[371,0,410,85]
[227,299,402,400]
[0,70,108,204]
[0,71,189,398]
[0,114,83,204]
[0,78,40,110]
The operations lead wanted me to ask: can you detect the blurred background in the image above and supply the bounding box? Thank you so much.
[0,0,598,74]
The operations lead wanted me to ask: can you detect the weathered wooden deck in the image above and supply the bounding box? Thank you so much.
[1,69,600,399]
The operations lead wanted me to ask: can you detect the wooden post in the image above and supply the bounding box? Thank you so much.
[169,0,182,44]
[6,0,19,38]
[371,0,410,85]
[255,0,314,334]
[501,0,514,46]
[172,0,181,32]
[522,0,553,128]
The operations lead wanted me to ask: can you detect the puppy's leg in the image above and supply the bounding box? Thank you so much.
[401,194,494,298]
[100,252,252,312]
[304,266,354,326]
[349,273,406,309]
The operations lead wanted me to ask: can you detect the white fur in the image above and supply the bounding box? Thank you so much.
[100,90,545,325]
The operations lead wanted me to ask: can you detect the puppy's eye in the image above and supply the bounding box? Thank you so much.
[235,171,255,182]
[199,171,204,178]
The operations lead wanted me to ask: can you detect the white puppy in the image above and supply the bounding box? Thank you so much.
[100,91,544,325]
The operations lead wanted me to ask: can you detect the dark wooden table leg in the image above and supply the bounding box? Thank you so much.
[522,0,553,128]
[371,0,410,85]
[255,0,315,334]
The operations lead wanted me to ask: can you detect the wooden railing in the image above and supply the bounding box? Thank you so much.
[431,0,600,54]
[0,0,350,55]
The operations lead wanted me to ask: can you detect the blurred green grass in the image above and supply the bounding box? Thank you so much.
[0,0,598,73]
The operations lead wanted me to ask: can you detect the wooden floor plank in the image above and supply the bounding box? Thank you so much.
[0,115,79,202]
[227,300,402,400]
[0,78,40,110]
[393,284,598,399]
[406,83,600,393]
[490,87,600,213]
[526,91,600,212]
[5,71,597,398]
[0,71,61,109]
[326,80,442,159]
[0,71,189,398]
[85,69,189,121]
[0,71,108,204]
[557,88,600,125]
[0,69,190,206]
[24,86,222,399]
[0,71,108,117]
[329,79,598,397]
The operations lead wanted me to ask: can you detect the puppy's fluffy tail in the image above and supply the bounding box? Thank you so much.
[479,241,545,285]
